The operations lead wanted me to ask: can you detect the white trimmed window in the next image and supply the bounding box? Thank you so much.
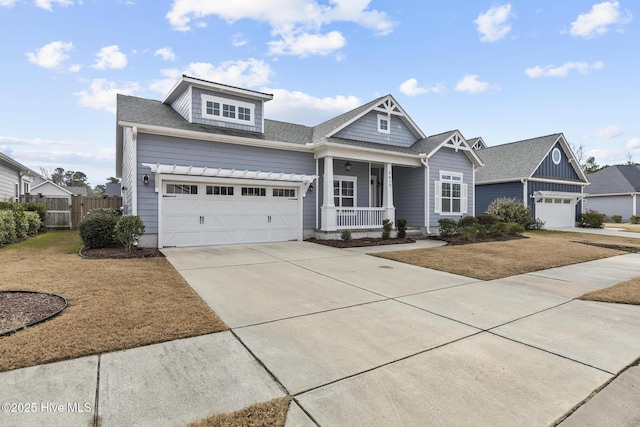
[434,172,467,215]
[334,176,356,207]
[201,94,254,126]
[377,114,390,134]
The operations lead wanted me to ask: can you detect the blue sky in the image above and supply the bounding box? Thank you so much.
[0,0,638,187]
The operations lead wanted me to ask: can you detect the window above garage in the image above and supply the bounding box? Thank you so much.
[201,94,255,126]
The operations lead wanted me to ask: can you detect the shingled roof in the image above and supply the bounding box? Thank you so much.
[475,134,565,183]
[587,165,640,194]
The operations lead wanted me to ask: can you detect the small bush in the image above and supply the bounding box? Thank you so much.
[487,197,531,227]
[22,202,46,223]
[396,218,407,238]
[438,218,458,237]
[340,229,352,241]
[85,207,121,219]
[631,215,640,225]
[114,215,146,252]
[0,210,16,245]
[78,214,117,249]
[476,214,499,226]
[525,217,546,230]
[24,211,41,235]
[611,214,623,223]
[458,226,479,242]
[382,219,393,240]
[457,216,477,228]
[505,222,525,235]
[487,221,508,237]
[581,209,605,228]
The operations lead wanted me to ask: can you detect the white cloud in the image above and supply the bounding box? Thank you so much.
[525,61,604,78]
[35,0,74,11]
[0,0,19,7]
[627,137,640,150]
[150,59,273,95]
[268,31,346,56]
[399,78,445,97]
[455,75,491,94]
[74,79,139,114]
[154,47,176,61]
[595,124,623,138]
[263,88,361,125]
[474,4,513,42]
[165,0,395,57]
[232,33,249,47]
[93,45,127,70]
[570,1,631,39]
[25,41,75,70]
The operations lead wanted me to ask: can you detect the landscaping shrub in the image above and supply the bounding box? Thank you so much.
[505,222,525,235]
[611,214,622,223]
[340,229,352,241]
[525,217,546,230]
[487,197,531,227]
[114,215,146,252]
[22,202,46,224]
[0,210,16,245]
[381,219,393,240]
[458,226,479,242]
[580,209,605,228]
[0,201,28,239]
[487,221,508,237]
[24,211,41,235]
[631,215,640,225]
[438,218,458,237]
[78,214,117,249]
[476,213,499,226]
[396,218,407,238]
[457,215,478,228]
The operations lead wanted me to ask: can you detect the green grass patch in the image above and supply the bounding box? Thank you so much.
[2,230,82,254]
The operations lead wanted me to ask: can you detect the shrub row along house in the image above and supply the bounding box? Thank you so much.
[116,76,587,248]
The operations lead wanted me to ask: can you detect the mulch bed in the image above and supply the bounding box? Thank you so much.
[0,291,67,336]
[80,245,164,259]
[306,237,416,248]
[436,234,529,246]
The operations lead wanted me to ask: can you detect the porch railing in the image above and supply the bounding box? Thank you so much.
[336,207,385,229]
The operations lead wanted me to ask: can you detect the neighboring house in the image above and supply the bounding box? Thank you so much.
[583,165,640,221]
[474,134,589,228]
[116,75,482,248]
[0,152,39,201]
[106,182,122,197]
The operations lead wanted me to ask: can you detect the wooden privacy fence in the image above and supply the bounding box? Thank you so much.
[19,194,122,229]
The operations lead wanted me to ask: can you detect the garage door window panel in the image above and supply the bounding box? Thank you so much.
[242,187,266,196]
[166,184,198,195]
[207,185,234,196]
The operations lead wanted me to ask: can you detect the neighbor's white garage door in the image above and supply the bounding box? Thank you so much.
[535,197,575,228]
[162,182,300,247]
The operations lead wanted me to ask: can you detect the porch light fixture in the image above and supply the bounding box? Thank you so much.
[308,183,314,192]
[143,174,150,185]
[344,161,352,172]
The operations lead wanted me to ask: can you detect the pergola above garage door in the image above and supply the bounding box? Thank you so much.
[143,164,317,247]
[533,191,581,228]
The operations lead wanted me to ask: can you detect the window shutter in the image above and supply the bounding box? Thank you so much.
[461,183,468,214]
[434,181,441,214]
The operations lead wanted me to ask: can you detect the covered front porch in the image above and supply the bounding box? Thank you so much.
[313,146,423,236]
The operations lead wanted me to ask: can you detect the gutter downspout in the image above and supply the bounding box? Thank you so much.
[521,178,528,207]
[420,155,430,235]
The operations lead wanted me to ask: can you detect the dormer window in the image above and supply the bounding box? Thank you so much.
[377,114,390,134]
[202,94,254,126]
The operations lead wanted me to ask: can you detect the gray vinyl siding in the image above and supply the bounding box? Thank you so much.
[191,87,263,133]
[527,181,583,220]
[533,142,581,180]
[475,182,523,215]
[429,148,474,229]
[170,87,191,122]
[584,195,634,221]
[136,133,316,234]
[334,111,417,148]
[393,166,424,227]
[0,162,19,199]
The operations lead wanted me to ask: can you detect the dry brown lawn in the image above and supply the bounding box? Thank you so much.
[0,230,227,372]
[188,397,292,427]
[605,223,640,233]
[375,230,640,281]
[580,277,640,305]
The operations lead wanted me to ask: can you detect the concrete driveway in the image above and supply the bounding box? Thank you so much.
[161,241,640,426]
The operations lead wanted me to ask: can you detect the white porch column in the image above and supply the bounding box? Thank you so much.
[321,156,337,231]
[382,162,395,226]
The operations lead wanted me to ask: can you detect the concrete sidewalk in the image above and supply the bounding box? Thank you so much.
[1,241,639,426]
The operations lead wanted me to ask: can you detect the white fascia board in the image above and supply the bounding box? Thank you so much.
[584,192,638,198]
[425,131,483,167]
[117,121,312,153]
[528,176,589,186]
[313,143,421,167]
[162,76,274,104]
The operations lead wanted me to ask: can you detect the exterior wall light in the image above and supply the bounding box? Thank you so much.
[345,161,352,171]
[143,174,150,185]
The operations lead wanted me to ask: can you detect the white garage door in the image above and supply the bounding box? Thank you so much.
[535,197,575,228]
[162,182,300,247]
